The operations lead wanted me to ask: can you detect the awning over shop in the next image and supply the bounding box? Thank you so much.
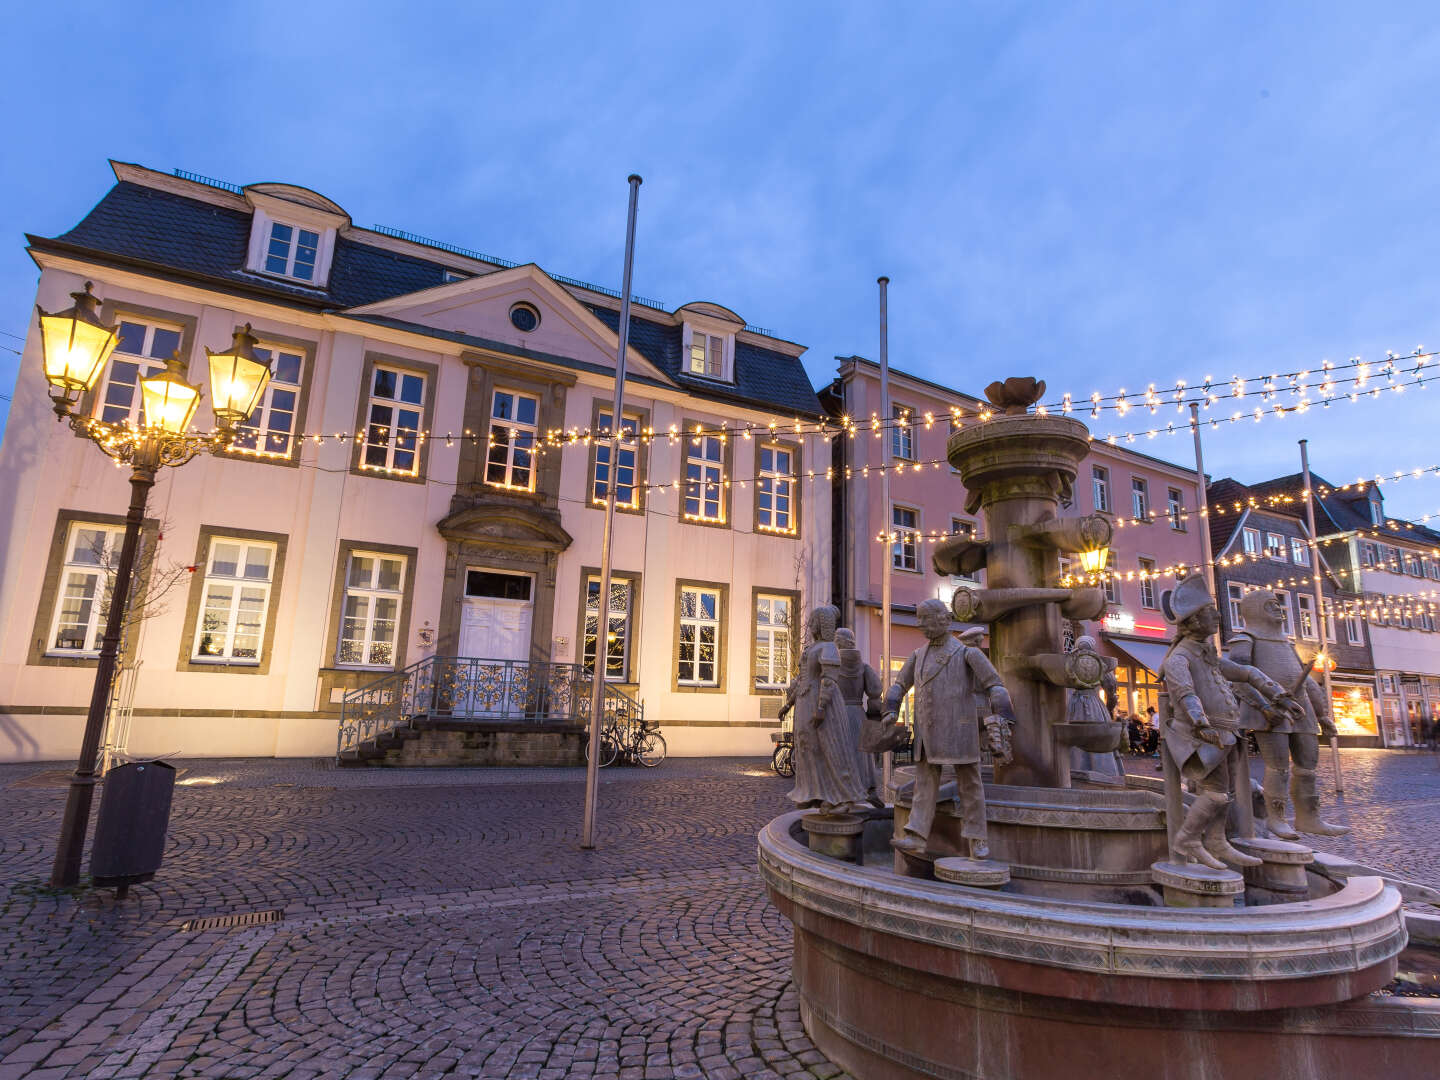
[1106,637,1172,676]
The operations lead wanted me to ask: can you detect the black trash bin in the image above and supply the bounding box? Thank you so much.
[89,760,176,894]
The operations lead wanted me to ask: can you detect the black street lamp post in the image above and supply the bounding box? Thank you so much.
[36,283,272,888]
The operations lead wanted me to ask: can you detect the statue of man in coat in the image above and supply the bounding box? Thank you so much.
[883,598,1015,859]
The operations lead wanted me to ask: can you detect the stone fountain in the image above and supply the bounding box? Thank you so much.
[759,377,1436,1079]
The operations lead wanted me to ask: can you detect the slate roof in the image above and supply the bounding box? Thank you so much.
[30,177,823,420]
[1248,472,1440,548]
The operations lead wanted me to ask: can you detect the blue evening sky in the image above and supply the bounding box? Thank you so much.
[3,4,1440,517]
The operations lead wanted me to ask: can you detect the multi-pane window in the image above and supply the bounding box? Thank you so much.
[891,404,914,460]
[338,552,406,667]
[192,539,274,662]
[1384,546,1402,573]
[688,332,725,377]
[1167,487,1185,530]
[97,319,183,425]
[362,366,425,475]
[1139,558,1157,609]
[1346,614,1364,644]
[1092,466,1111,513]
[583,577,632,681]
[1322,600,1338,643]
[265,222,319,281]
[754,594,792,690]
[1131,477,1149,521]
[1427,559,1440,581]
[1102,550,1120,604]
[677,586,721,686]
[756,446,795,533]
[685,435,725,522]
[1227,583,1247,630]
[592,411,638,508]
[1361,541,1378,567]
[232,343,302,458]
[1405,552,1424,576]
[486,390,539,490]
[1297,593,1316,640]
[48,523,124,655]
[892,505,919,571]
[1266,533,1287,561]
[1273,590,1293,636]
[1291,538,1311,566]
[950,519,978,580]
[1243,527,1261,556]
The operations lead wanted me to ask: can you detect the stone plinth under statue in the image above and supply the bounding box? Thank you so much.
[760,375,1432,1079]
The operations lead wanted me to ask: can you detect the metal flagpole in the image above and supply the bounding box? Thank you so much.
[1300,438,1345,798]
[1190,403,1253,834]
[581,174,641,850]
[878,277,894,797]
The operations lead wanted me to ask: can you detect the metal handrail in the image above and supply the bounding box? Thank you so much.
[336,656,643,758]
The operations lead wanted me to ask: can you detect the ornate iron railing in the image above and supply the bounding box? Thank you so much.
[336,656,643,758]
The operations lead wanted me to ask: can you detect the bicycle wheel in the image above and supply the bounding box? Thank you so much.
[772,744,794,777]
[585,729,619,768]
[637,731,667,768]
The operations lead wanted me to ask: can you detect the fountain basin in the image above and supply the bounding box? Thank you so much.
[760,810,1422,1080]
[1050,720,1125,752]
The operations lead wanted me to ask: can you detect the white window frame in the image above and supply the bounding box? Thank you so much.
[263,220,320,281]
[191,538,276,663]
[1296,593,1316,640]
[683,325,733,381]
[1273,589,1293,636]
[1322,600,1338,643]
[47,523,125,656]
[1405,551,1424,577]
[754,593,793,690]
[1131,477,1149,521]
[1103,550,1120,605]
[684,435,726,522]
[583,575,633,682]
[677,585,722,687]
[96,317,184,426]
[1265,533,1288,562]
[1242,527,1261,556]
[891,403,915,461]
[1290,538,1311,566]
[1227,583,1247,630]
[756,444,796,534]
[231,340,304,459]
[1347,611,1364,646]
[245,203,338,286]
[1167,487,1185,530]
[1138,558,1157,610]
[892,505,920,572]
[592,411,640,509]
[950,518,979,581]
[1361,541,1378,568]
[1092,466,1111,514]
[485,388,540,491]
[361,365,426,476]
[337,551,407,668]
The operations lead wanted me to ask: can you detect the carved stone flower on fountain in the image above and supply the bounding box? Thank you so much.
[983,376,1047,414]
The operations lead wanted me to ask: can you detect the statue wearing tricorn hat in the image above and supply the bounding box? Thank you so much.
[1158,574,1302,869]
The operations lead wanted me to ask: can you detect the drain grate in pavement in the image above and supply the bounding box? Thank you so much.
[180,909,284,932]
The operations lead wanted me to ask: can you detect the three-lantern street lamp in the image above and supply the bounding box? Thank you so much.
[36,283,272,888]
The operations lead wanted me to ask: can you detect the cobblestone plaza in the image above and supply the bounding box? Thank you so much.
[1,750,1437,1079]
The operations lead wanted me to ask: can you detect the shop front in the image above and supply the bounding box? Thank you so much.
[1329,678,1381,748]
[1098,612,1171,725]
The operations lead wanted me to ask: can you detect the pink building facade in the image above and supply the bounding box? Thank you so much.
[823,357,1207,718]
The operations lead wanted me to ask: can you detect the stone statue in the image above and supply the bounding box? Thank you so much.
[833,629,888,800]
[1228,591,1349,838]
[884,598,1014,858]
[783,605,872,813]
[1159,575,1299,871]
[1066,635,1124,780]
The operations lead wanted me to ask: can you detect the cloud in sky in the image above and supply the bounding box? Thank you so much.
[3,3,1440,514]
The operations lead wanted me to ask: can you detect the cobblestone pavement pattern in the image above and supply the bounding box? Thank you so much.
[1,750,1437,1078]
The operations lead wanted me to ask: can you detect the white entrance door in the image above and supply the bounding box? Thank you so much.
[454,569,534,717]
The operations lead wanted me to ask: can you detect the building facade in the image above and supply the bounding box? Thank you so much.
[1206,478,1379,747]
[0,163,830,762]
[1250,474,1440,747]
[823,357,1208,715]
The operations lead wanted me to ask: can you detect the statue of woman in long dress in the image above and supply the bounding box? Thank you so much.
[782,605,871,812]
[1066,635,1125,780]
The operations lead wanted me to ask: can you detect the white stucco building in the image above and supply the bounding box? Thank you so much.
[0,163,829,762]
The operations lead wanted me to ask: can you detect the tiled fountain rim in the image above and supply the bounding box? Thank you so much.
[759,811,1407,980]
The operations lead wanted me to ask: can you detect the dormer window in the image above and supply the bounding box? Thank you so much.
[683,325,734,382]
[1369,491,1384,526]
[265,223,319,280]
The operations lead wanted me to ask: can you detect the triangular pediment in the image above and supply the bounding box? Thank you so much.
[346,264,672,384]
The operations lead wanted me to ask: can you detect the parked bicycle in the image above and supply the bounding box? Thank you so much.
[586,710,666,768]
[771,729,794,777]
